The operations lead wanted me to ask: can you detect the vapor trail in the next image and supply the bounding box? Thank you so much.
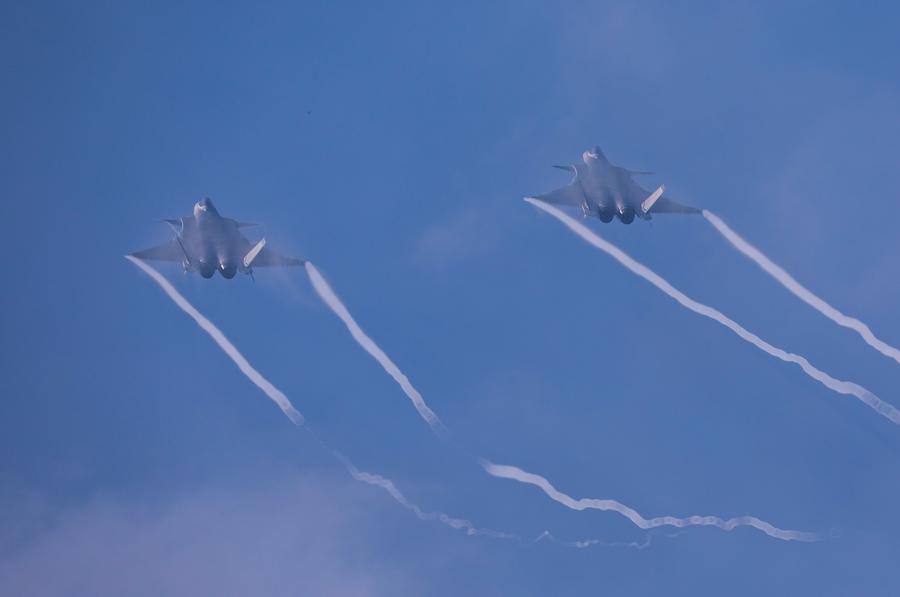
[128,257,508,539]
[132,255,782,544]
[300,257,814,543]
[304,261,446,434]
[335,452,515,539]
[525,198,900,425]
[483,461,817,542]
[126,256,304,425]
[702,210,900,365]
[531,530,655,550]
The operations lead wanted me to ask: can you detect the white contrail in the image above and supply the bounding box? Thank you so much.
[303,255,819,542]
[335,452,515,539]
[483,461,818,542]
[304,261,446,434]
[525,198,900,425]
[703,210,900,366]
[531,530,655,550]
[128,257,509,540]
[126,256,304,425]
[129,257,674,547]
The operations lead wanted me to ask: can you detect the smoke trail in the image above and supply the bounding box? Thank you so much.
[300,259,814,542]
[703,210,900,365]
[531,530,655,550]
[335,452,515,539]
[126,256,304,425]
[127,257,509,540]
[525,198,900,425]
[132,255,761,546]
[483,460,818,542]
[304,261,446,434]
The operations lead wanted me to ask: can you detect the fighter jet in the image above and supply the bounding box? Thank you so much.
[528,146,699,224]
[130,198,304,279]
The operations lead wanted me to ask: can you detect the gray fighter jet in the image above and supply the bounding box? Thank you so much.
[528,146,699,223]
[131,198,304,279]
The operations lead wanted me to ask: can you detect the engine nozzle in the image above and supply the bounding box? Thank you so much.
[616,206,635,224]
[219,261,237,279]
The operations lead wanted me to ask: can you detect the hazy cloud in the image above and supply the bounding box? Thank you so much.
[0,475,418,597]
[414,204,503,268]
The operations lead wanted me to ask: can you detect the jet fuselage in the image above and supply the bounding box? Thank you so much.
[576,148,651,224]
[184,200,249,278]
[132,199,302,278]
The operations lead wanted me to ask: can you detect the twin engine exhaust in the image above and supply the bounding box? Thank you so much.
[579,185,665,222]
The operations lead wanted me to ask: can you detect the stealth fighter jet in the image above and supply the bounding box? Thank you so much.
[529,146,699,223]
[131,198,304,279]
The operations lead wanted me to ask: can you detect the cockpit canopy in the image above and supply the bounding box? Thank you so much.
[193,197,219,218]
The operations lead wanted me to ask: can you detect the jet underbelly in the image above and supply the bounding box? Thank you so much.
[579,180,615,222]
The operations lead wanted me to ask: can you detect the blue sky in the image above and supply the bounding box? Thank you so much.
[2,1,900,594]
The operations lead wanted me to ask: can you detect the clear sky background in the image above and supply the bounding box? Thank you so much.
[2,1,900,595]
